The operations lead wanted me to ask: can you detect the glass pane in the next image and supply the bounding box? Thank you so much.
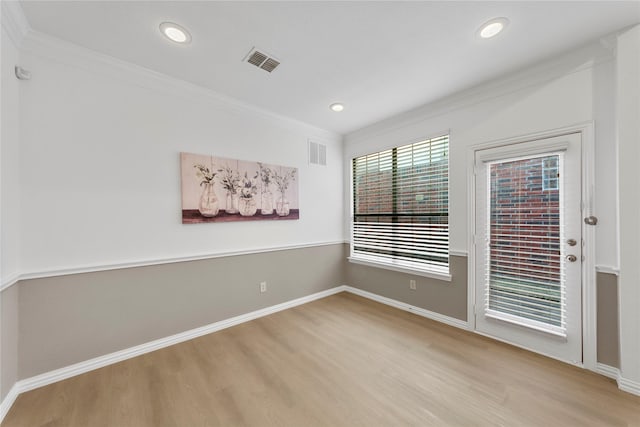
[351,135,449,269]
[487,155,562,327]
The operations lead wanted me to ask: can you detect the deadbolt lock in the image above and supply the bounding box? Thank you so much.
[566,254,577,262]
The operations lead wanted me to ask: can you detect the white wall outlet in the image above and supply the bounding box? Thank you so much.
[260,281,267,293]
[409,279,416,290]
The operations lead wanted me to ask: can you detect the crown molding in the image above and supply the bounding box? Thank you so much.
[1,0,30,47]
[19,30,340,142]
[345,39,615,144]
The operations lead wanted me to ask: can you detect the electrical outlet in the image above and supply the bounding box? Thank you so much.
[260,281,267,293]
[409,279,416,290]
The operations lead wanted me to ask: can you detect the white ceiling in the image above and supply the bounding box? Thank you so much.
[18,1,640,135]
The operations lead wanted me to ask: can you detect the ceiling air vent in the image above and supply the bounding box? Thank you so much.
[309,141,327,166]
[244,47,281,73]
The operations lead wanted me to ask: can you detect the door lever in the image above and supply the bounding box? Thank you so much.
[584,216,598,226]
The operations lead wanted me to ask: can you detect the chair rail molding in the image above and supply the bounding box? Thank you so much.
[0,240,345,292]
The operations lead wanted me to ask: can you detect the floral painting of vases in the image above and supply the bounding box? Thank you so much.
[180,152,299,224]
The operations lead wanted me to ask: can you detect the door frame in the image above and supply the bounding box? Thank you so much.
[467,122,596,370]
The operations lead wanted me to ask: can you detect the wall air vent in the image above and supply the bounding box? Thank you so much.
[244,47,281,73]
[309,141,327,166]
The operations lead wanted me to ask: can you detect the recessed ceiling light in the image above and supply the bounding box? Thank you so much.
[478,17,509,39]
[330,103,344,112]
[159,22,192,44]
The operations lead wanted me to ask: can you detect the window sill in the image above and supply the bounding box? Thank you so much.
[348,256,452,282]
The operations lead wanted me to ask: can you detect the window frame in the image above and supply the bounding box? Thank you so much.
[348,134,452,282]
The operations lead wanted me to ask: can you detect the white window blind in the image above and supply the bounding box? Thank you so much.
[484,154,565,335]
[351,135,449,274]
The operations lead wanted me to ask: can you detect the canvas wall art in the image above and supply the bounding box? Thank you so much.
[180,152,299,224]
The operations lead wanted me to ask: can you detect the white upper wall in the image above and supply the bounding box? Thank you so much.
[344,41,617,268]
[2,14,625,278]
[1,0,26,402]
[1,11,23,285]
[616,24,640,386]
[13,31,344,276]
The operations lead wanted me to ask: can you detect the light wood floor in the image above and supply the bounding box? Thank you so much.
[4,292,640,426]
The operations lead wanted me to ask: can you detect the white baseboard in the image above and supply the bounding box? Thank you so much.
[343,287,640,397]
[618,377,640,396]
[0,285,347,423]
[0,384,19,422]
[2,285,636,424]
[595,362,620,380]
[0,284,467,423]
[595,363,640,396]
[343,286,469,330]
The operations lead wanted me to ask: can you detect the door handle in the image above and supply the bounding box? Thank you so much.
[566,254,577,262]
[567,239,577,246]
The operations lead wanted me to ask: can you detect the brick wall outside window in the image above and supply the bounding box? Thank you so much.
[355,161,448,224]
[488,156,561,325]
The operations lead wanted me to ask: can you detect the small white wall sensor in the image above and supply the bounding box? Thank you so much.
[15,66,31,80]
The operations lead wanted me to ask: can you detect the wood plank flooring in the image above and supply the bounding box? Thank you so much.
[4,292,640,426]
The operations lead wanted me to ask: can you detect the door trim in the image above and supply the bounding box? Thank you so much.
[467,122,596,370]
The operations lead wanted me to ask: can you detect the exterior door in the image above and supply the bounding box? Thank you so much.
[474,133,582,364]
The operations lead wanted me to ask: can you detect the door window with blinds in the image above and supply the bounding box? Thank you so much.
[350,135,449,276]
[484,153,565,335]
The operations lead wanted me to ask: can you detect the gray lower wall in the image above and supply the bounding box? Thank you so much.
[1,245,622,395]
[17,243,347,379]
[346,254,621,368]
[346,254,468,322]
[1,284,19,402]
[596,272,619,368]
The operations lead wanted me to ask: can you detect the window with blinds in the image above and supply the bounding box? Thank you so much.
[484,154,565,335]
[351,135,449,275]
